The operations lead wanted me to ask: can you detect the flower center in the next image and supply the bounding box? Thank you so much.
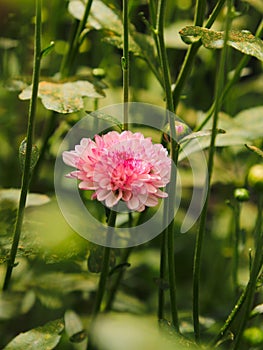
[109,151,151,190]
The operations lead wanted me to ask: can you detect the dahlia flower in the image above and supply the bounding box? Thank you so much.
[63,130,171,212]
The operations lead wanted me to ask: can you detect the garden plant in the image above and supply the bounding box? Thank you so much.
[0,0,263,349]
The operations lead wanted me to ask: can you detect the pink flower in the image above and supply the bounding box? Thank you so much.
[63,130,171,212]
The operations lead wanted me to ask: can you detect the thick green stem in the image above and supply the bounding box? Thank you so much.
[122,0,129,130]
[192,0,232,341]
[105,247,132,312]
[212,287,247,346]
[2,0,42,292]
[233,202,241,295]
[155,0,180,331]
[92,210,117,316]
[158,219,168,321]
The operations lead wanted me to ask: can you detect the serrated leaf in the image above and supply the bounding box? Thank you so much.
[179,26,263,61]
[19,81,105,114]
[0,189,50,208]
[3,319,64,350]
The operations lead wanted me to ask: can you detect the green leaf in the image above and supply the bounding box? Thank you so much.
[179,128,226,144]
[87,245,115,273]
[87,111,123,131]
[179,26,263,61]
[19,80,105,114]
[0,189,50,208]
[0,37,18,49]
[181,107,263,159]
[250,304,263,318]
[245,144,263,158]
[91,314,199,350]
[0,291,35,320]
[68,0,162,84]
[68,0,122,33]
[243,0,263,14]
[19,139,39,172]
[3,319,64,350]
[65,310,87,345]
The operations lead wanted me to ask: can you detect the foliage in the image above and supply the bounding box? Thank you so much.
[0,0,263,349]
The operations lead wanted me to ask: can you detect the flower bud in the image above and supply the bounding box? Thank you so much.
[247,164,263,192]
[19,139,39,172]
[234,188,250,202]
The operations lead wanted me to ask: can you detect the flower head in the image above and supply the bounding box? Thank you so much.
[63,130,171,212]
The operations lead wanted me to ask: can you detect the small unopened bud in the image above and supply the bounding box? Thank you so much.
[19,139,39,172]
[92,68,106,79]
[234,188,250,202]
[247,164,263,192]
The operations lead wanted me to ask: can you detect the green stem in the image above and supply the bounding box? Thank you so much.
[158,218,168,321]
[172,0,226,110]
[155,0,180,331]
[192,0,232,341]
[105,247,132,311]
[196,19,263,131]
[2,0,42,292]
[212,287,248,346]
[193,0,206,27]
[61,0,93,78]
[122,0,129,130]
[233,229,263,349]
[233,201,241,295]
[92,210,117,316]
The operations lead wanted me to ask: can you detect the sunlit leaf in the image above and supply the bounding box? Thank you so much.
[250,303,263,318]
[19,81,105,114]
[68,0,122,33]
[180,26,263,61]
[181,107,263,159]
[92,314,199,350]
[0,189,50,208]
[3,319,64,350]
[0,37,18,49]
[245,144,263,158]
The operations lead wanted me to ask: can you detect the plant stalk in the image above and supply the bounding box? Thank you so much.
[60,0,93,78]
[192,0,232,340]
[122,0,129,130]
[92,210,117,316]
[2,0,42,292]
[156,0,180,331]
